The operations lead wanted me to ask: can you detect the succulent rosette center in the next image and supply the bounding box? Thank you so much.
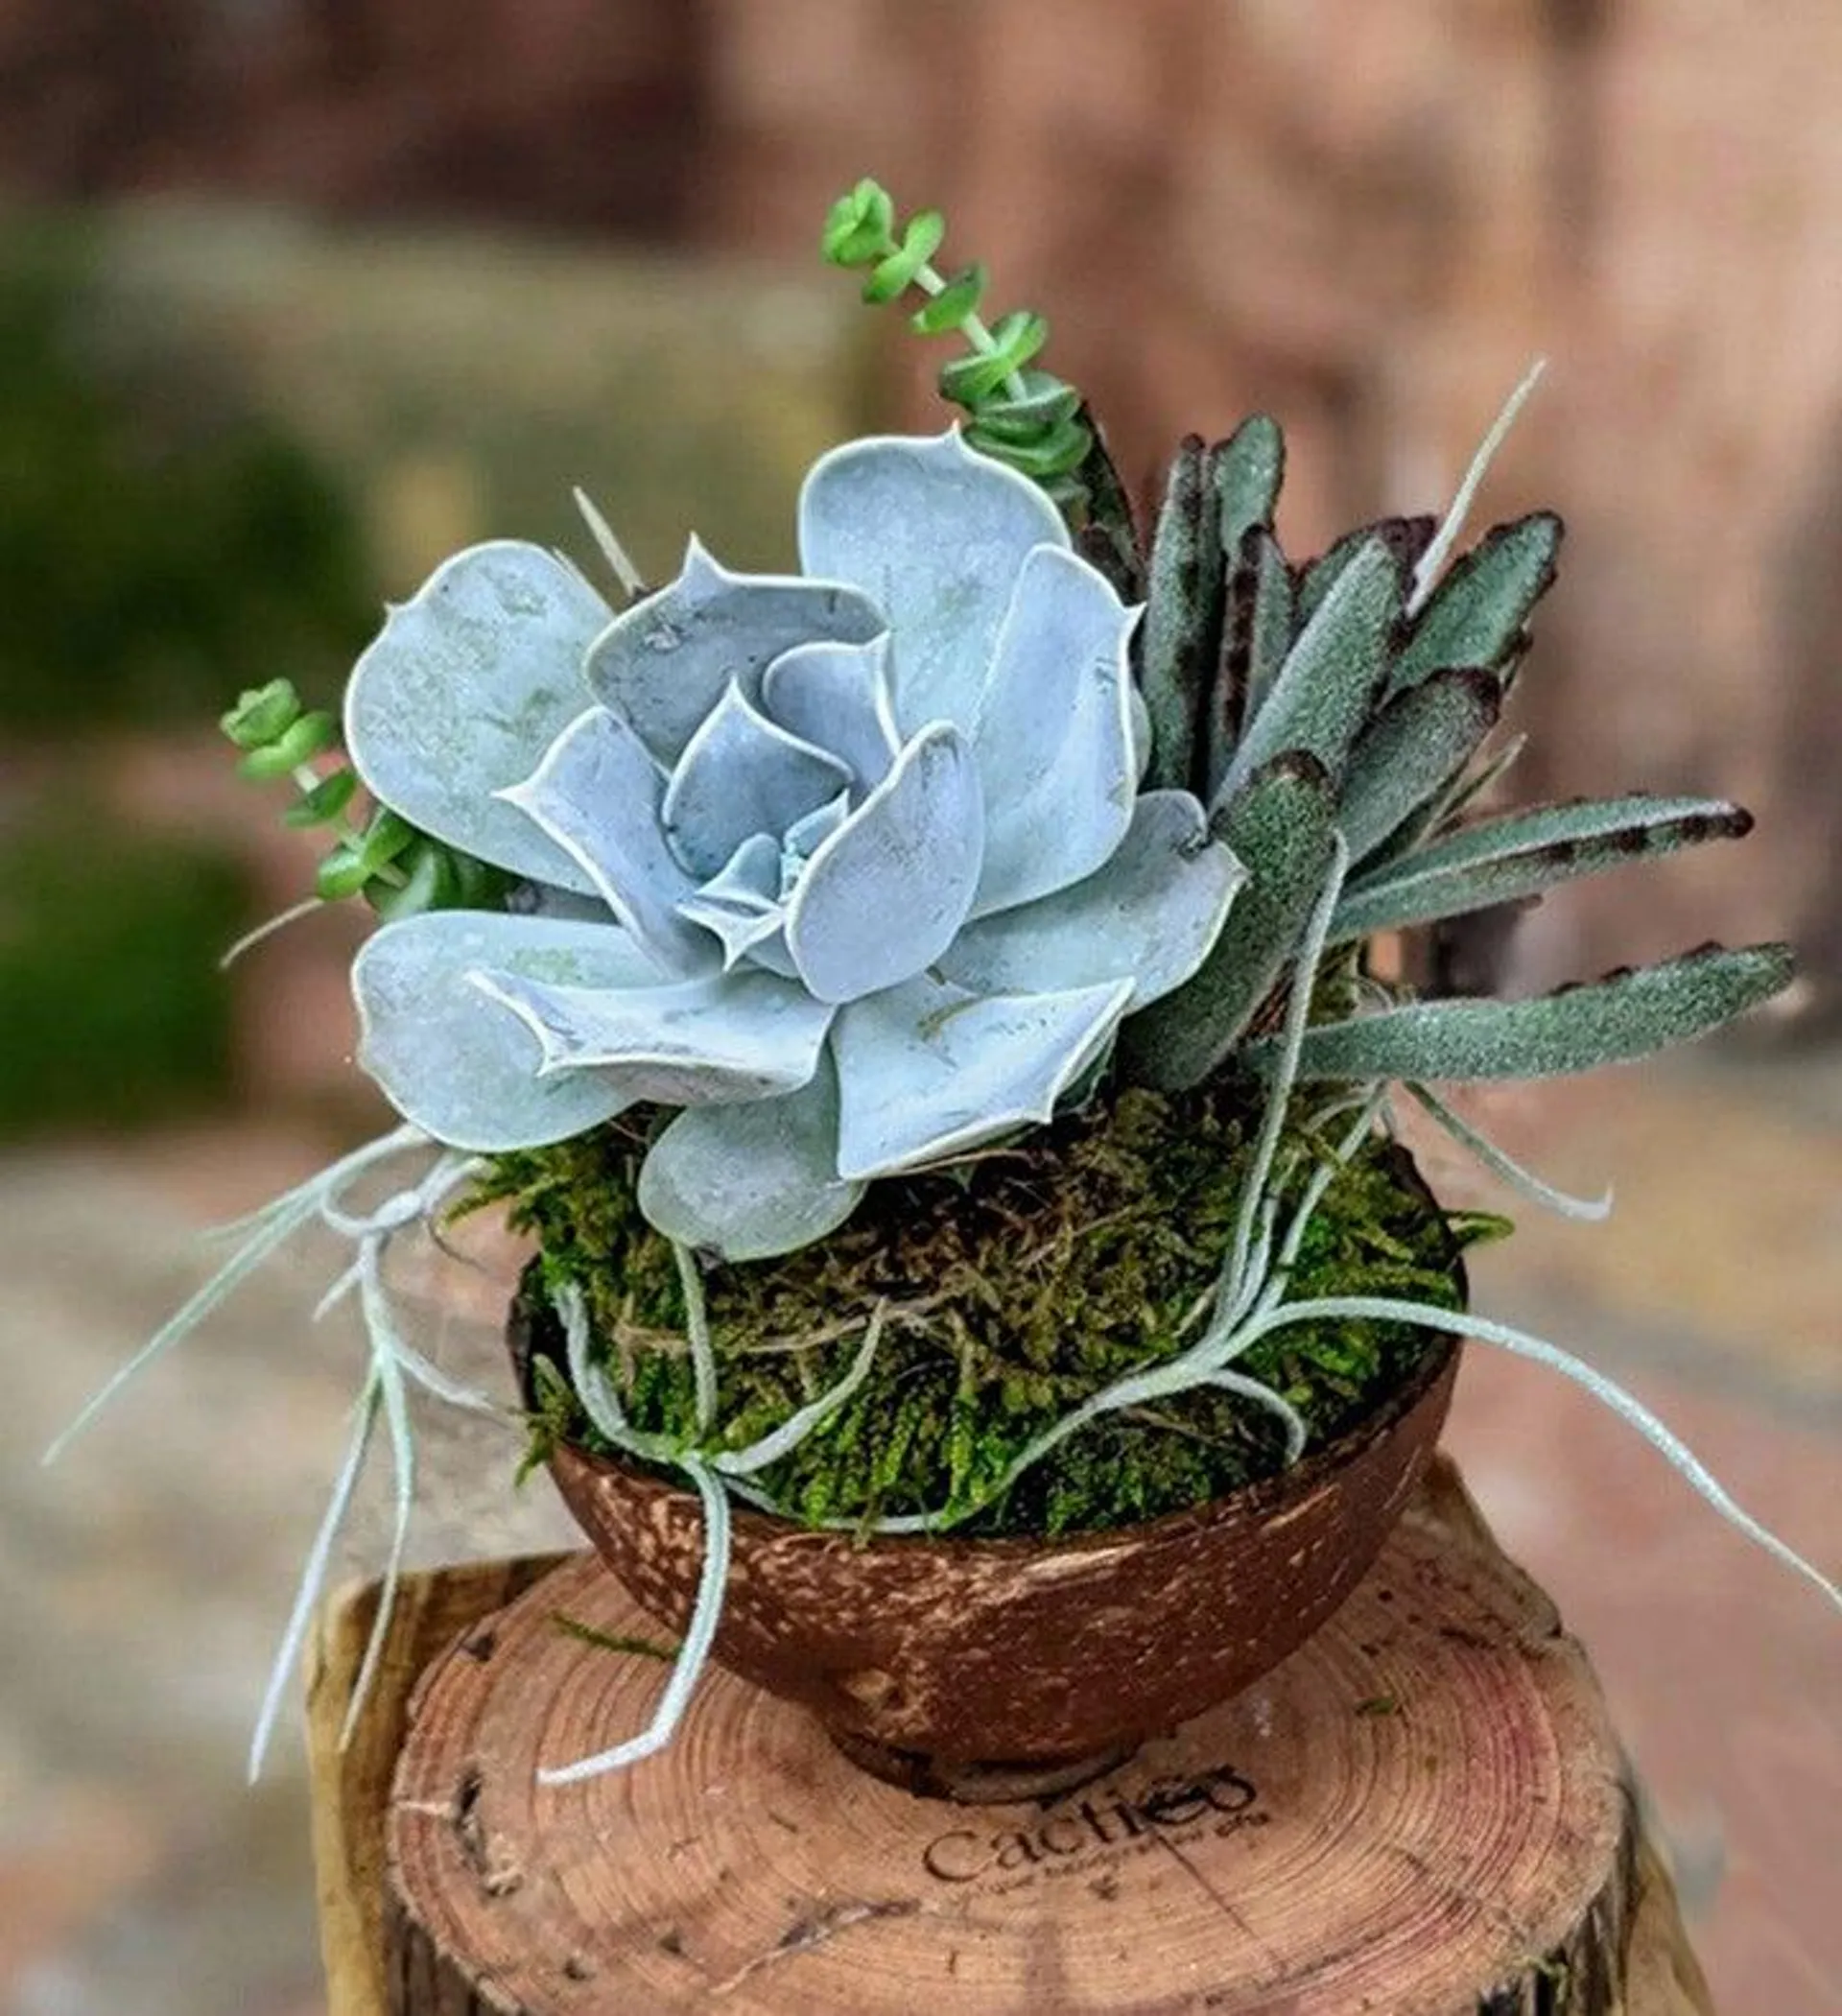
[345,432,1245,1257]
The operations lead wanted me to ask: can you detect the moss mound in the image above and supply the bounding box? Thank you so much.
[472,1080,1469,1539]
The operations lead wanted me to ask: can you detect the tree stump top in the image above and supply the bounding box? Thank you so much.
[376,1467,1688,2014]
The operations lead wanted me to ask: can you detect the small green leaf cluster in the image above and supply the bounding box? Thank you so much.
[821,178,1095,507]
[221,677,509,921]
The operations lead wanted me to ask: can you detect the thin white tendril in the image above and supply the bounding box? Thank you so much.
[1404,1082,1612,1222]
[49,1122,527,1777]
[673,1241,720,1436]
[194,1124,430,1245]
[715,1306,888,1479]
[1218,834,1352,1321]
[537,1458,732,1786]
[1239,1294,1842,1614]
[1409,360,1547,617]
[533,1285,895,1779]
[248,1376,380,1781]
[340,1289,414,1750]
[572,487,646,601]
[219,896,324,969]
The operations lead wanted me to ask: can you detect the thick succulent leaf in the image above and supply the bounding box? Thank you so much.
[1332,794,1754,942]
[1336,667,1503,864]
[783,794,848,865]
[1373,729,1530,870]
[344,542,605,890]
[1393,512,1561,694]
[760,633,901,794]
[1295,517,1435,629]
[970,545,1140,915]
[499,707,711,976]
[468,964,834,1104]
[1119,754,1337,1092]
[1214,415,1285,556]
[1255,942,1795,1083]
[945,792,1244,1008]
[1207,526,1293,798]
[637,1057,864,1260]
[660,680,850,880]
[784,724,983,1005]
[1213,537,1401,812]
[796,431,1070,734]
[675,833,786,971]
[1140,437,1221,794]
[353,912,656,1150]
[585,536,883,764]
[832,973,1134,1179]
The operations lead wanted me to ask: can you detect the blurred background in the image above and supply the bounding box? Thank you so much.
[0,4,1836,2011]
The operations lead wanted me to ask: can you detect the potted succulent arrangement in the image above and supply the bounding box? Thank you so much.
[53,179,1838,1805]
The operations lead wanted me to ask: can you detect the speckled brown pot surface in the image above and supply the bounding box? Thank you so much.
[510,1291,1461,1790]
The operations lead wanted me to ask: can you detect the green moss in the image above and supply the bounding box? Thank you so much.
[470,1079,1468,1539]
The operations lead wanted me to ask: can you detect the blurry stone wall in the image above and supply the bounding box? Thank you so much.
[0,0,706,233]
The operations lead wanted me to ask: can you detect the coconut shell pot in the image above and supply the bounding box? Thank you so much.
[509,1287,1462,1802]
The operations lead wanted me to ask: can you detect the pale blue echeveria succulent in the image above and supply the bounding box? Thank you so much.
[346,433,1245,1259]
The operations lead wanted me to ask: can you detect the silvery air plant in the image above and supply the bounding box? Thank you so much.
[51,178,1839,1785]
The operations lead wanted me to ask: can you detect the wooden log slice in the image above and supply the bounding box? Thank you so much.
[381,1469,1701,2014]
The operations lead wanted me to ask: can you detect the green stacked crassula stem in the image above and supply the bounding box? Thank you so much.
[220,676,509,919]
[821,178,1094,503]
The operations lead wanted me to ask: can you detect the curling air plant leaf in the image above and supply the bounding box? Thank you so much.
[346,432,1244,1261]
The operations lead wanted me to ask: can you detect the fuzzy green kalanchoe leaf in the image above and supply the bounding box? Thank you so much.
[1334,667,1504,864]
[1392,511,1562,694]
[346,431,1242,1259]
[1208,526,1294,795]
[1212,537,1402,813]
[1257,942,1794,1083]
[1214,415,1285,557]
[1294,516,1436,630]
[1331,793,1754,942]
[1120,753,1338,1092]
[1139,436,1221,794]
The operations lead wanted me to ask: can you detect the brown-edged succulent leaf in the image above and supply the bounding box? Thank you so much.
[1213,414,1285,557]
[1140,435,1222,792]
[1251,941,1794,1083]
[1212,536,1401,814]
[1206,526,1294,802]
[1120,752,1336,1091]
[1392,511,1561,695]
[1336,667,1503,864]
[1295,516,1436,629]
[1331,793,1754,942]
[1072,409,1144,599]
